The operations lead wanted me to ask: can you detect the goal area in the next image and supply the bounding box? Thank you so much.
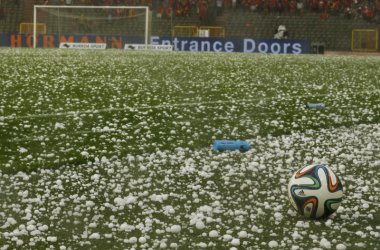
[33,5,151,49]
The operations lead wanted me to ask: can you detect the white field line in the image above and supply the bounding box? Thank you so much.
[6,115,243,143]
[2,89,379,121]
[2,90,379,143]
[8,129,120,142]
[1,98,272,121]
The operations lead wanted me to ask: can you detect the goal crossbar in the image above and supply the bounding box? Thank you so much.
[33,5,150,48]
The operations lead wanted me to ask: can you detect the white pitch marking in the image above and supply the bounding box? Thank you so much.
[0,92,322,121]
[3,88,377,121]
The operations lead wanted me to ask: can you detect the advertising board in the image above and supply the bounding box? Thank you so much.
[0,33,310,54]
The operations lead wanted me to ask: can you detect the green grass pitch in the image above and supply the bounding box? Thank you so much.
[0,49,379,249]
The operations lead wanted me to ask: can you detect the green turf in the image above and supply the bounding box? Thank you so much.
[1,50,379,172]
[0,49,379,249]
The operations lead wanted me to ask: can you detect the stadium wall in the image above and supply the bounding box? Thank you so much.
[1,3,379,52]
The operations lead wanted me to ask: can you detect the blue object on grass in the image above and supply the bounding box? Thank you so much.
[305,103,325,109]
[213,140,251,152]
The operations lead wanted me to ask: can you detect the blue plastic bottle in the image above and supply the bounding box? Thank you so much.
[305,103,325,109]
[213,140,251,152]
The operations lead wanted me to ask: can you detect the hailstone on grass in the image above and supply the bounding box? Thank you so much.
[209,230,219,238]
[170,225,181,233]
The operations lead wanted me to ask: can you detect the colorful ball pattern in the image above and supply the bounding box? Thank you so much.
[288,164,343,219]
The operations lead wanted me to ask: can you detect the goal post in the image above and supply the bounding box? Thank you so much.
[33,5,151,49]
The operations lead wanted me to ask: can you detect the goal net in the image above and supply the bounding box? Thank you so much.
[33,5,151,49]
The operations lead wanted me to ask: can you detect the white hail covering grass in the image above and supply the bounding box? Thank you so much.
[1,124,379,249]
[0,50,379,249]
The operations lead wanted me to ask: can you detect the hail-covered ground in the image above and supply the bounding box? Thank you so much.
[0,49,379,249]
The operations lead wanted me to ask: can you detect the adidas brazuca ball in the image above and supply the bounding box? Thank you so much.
[288,164,343,219]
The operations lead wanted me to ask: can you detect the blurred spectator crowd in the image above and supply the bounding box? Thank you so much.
[16,0,380,22]
[239,0,380,21]
[43,0,380,21]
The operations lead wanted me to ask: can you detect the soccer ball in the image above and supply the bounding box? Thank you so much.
[288,164,343,219]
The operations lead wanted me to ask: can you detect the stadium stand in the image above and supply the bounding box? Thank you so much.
[1,0,379,51]
[0,0,22,32]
